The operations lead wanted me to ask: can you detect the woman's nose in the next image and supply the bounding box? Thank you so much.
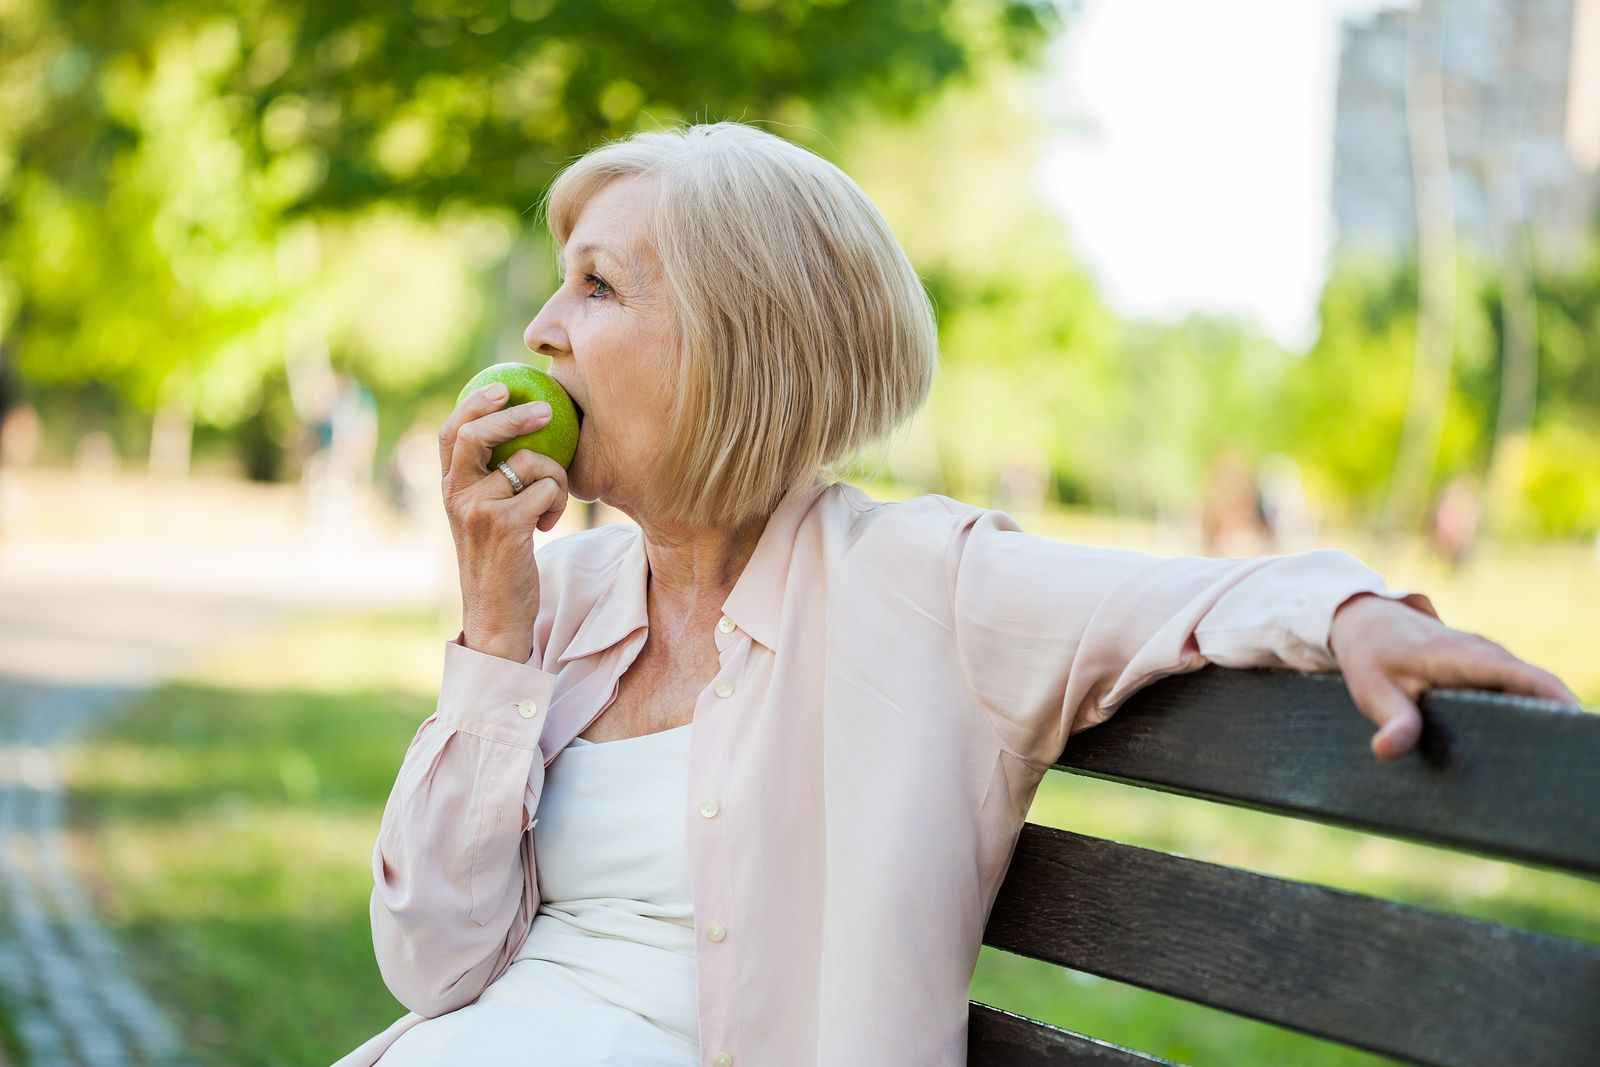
[523,315,567,358]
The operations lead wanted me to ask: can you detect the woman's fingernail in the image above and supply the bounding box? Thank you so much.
[486,384,507,399]
[534,401,551,416]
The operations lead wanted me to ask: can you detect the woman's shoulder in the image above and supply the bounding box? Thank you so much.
[824,480,989,525]
[818,481,996,559]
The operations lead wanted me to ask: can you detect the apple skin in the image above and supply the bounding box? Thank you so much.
[456,362,580,470]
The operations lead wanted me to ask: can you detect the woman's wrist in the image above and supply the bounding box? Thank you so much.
[460,625,534,663]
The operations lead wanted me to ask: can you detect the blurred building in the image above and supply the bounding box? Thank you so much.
[1331,0,1600,263]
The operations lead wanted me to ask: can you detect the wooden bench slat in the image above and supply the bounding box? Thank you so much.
[967,1002,1181,1065]
[984,824,1600,1067]
[1057,665,1600,875]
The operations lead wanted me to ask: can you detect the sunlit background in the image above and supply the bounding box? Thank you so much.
[1,0,1597,1064]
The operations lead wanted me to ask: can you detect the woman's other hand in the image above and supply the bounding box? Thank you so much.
[1329,592,1584,761]
[439,383,571,662]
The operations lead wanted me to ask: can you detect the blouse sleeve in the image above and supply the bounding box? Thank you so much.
[946,507,1440,770]
[368,633,557,1016]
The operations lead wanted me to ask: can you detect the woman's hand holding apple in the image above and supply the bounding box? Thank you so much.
[438,383,571,662]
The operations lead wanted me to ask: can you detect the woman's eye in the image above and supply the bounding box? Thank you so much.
[584,273,613,298]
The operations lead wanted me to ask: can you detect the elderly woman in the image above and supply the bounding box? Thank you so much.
[335,122,1579,1067]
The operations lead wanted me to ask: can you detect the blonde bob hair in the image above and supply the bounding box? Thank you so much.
[539,121,938,529]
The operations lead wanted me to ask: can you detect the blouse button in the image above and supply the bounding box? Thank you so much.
[714,680,734,699]
[717,616,737,634]
[699,800,719,819]
[707,922,727,942]
[712,1054,733,1067]
[516,699,539,718]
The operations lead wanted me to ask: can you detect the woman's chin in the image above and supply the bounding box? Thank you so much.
[565,456,598,503]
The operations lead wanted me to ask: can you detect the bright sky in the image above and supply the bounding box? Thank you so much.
[1033,0,1407,350]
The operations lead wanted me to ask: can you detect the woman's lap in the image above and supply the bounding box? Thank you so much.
[377,958,698,1066]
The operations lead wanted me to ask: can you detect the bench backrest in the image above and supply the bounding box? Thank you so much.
[968,665,1600,1067]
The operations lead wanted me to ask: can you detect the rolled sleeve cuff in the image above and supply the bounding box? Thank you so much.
[1289,572,1442,672]
[437,632,557,747]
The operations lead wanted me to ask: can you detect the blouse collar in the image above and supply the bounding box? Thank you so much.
[557,477,832,662]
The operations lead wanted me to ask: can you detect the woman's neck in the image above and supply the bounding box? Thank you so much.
[635,511,769,638]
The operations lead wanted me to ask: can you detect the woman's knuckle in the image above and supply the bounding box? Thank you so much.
[1467,634,1518,666]
[1489,642,1524,664]
[1424,627,1458,648]
[1421,631,1462,658]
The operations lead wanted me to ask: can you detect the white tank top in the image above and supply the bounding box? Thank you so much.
[378,723,699,1066]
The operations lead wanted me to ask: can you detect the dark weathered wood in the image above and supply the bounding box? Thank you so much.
[985,823,1600,1067]
[1057,665,1600,875]
[967,1002,1180,1066]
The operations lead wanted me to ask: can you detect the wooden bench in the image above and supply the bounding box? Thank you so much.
[967,665,1600,1067]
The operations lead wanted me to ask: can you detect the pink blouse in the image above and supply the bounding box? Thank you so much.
[334,477,1436,1067]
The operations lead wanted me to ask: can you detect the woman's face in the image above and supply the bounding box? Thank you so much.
[523,175,678,516]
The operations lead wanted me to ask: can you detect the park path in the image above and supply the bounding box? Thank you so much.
[0,469,465,1067]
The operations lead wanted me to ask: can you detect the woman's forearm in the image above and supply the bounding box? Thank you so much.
[369,637,555,1016]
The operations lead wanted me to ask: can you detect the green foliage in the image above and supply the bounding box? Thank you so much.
[9,0,1061,214]
[1522,418,1600,533]
[1282,247,1600,535]
[5,0,1598,537]
[0,0,1058,427]
[1278,261,1420,516]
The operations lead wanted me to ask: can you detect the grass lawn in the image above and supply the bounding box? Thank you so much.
[63,536,1599,1065]
[62,611,439,1066]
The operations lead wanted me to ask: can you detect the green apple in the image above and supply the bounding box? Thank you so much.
[456,362,581,470]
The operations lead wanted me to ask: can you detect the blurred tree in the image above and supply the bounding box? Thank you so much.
[1384,8,1457,539]
[0,0,1060,474]
[24,0,1060,215]
[1285,243,1600,540]
[829,55,1291,523]
[1478,84,1540,551]
[826,56,1122,509]
[1511,240,1600,537]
